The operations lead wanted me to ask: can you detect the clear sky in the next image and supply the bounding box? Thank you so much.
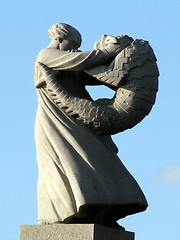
[1,0,179,239]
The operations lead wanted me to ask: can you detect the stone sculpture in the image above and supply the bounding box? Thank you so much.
[34,23,159,228]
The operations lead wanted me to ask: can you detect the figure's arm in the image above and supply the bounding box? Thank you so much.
[35,35,133,72]
[35,48,117,71]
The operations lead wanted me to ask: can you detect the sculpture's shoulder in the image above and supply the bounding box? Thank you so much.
[35,48,52,64]
[35,48,67,65]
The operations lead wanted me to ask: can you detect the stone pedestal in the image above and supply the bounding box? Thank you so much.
[20,224,135,240]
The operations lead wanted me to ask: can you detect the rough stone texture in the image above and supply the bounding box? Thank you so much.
[20,224,135,240]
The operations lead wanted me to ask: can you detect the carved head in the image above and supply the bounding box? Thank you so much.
[94,34,133,51]
[94,35,118,50]
[48,23,82,50]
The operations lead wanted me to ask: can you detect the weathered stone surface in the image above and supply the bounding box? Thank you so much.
[20,224,135,240]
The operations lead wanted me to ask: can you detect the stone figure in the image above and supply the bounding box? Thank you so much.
[34,23,159,228]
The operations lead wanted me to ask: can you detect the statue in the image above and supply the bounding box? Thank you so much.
[34,23,159,228]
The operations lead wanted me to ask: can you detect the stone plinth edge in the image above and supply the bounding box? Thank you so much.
[20,224,135,240]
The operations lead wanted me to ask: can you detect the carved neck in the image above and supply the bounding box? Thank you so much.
[47,40,59,49]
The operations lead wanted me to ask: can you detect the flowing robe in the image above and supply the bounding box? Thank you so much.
[34,48,148,224]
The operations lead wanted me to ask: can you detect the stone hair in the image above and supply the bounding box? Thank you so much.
[48,23,82,46]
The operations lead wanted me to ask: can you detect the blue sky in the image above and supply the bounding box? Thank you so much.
[1,0,180,239]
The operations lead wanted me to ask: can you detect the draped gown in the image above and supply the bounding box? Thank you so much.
[34,48,148,224]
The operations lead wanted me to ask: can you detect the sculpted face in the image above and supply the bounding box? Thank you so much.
[94,35,118,50]
[59,37,80,51]
[94,34,133,51]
